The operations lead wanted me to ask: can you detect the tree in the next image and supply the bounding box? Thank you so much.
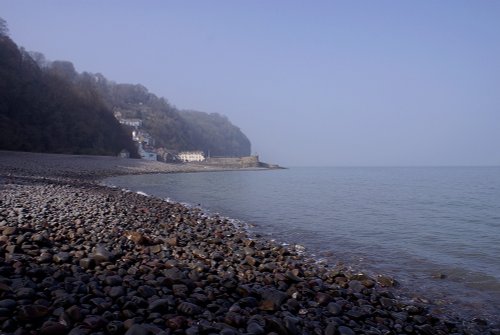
[0,35,138,157]
[0,17,8,36]
[29,51,48,68]
[49,60,78,82]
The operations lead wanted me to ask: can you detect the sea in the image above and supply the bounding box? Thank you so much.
[103,166,500,323]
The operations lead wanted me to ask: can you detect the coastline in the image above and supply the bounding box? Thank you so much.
[0,151,496,334]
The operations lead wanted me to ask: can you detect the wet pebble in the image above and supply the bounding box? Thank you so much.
[0,168,491,335]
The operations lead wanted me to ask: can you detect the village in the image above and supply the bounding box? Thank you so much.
[114,112,272,169]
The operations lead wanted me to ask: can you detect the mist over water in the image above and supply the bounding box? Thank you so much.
[105,167,500,322]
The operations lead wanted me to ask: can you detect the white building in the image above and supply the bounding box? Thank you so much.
[118,149,130,158]
[178,151,205,162]
[119,118,143,127]
[132,130,154,146]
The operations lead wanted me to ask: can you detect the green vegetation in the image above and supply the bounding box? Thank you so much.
[180,110,251,157]
[97,81,251,157]
[0,17,251,158]
[0,25,138,156]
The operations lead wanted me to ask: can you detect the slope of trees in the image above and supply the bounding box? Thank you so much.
[180,110,251,157]
[95,80,252,157]
[0,26,138,156]
[0,17,251,157]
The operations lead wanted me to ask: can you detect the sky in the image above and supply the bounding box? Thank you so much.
[1,1,499,166]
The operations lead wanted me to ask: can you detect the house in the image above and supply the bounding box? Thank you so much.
[178,151,205,162]
[138,143,157,161]
[118,149,130,158]
[119,118,143,128]
[156,148,179,163]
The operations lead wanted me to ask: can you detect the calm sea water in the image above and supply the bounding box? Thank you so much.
[104,167,500,322]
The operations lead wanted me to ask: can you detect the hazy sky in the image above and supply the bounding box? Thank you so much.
[2,1,499,166]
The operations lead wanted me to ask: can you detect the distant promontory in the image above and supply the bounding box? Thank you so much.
[0,18,251,159]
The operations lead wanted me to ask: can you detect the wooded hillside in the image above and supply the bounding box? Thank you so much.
[0,17,251,158]
[0,28,138,156]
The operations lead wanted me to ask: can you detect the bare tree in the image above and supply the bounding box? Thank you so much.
[29,51,49,68]
[0,17,9,36]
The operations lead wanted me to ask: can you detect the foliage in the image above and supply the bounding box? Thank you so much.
[0,17,8,37]
[180,110,251,157]
[0,16,251,157]
[92,76,251,157]
[0,34,138,156]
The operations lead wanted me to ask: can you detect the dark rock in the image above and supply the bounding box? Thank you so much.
[105,275,123,286]
[53,252,71,263]
[219,327,238,335]
[284,316,301,335]
[245,255,258,266]
[362,279,375,288]
[324,323,336,335]
[224,312,244,328]
[185,325,200,335]
[137,285,156,298]
[315,292,332,305]
[82,315,107,331]
[79,258,95,269]
[106,321,124,335]
[415,324,435,335]
[327,302,342,316]
[177,302,203,316]
[149,244,162,254]
[40,320,68,335]
[67,326,91,335]
[31,233,50,244]
[0,299,17,309]
[162,267,183,282]
[337,325,355,335]
[166,237,178,246]
[345,306,366,319]
[17,304,50,321]
[379,297,395,308]
[259,288,288,311]
[348,280,364,293]
[265,316,288,335]
[247,321,265,334]
[148,299,171,313]
[377,275,396,287]
[239,296,258,308]
[166,315,186,330]
[2,227,16,236]
[192,248,207,259]
[108,286,126,298]
[92,244,114,263]
[124,324,150,335]
[172,284,188,297]
[66,305,84,322]
[16,287,36,300]
[285,271,302,282]
[5,245,18,253]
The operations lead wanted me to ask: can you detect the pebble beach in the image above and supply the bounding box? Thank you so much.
[0,151,497,335]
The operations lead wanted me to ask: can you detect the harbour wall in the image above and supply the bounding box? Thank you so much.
[203,155,260,168]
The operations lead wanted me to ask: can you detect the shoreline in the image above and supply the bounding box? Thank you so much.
[0,151,497,334]
[103,172,500,328]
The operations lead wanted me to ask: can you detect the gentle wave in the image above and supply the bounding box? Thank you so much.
[103,166,500,322]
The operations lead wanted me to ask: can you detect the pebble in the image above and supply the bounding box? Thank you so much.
[338,325,356,335]
[0,155,494,335]
[327,302,342,316]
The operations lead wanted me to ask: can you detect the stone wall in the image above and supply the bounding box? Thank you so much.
[203,155,260,168]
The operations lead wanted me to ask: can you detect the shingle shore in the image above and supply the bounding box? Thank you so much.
[0,151,497,335]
